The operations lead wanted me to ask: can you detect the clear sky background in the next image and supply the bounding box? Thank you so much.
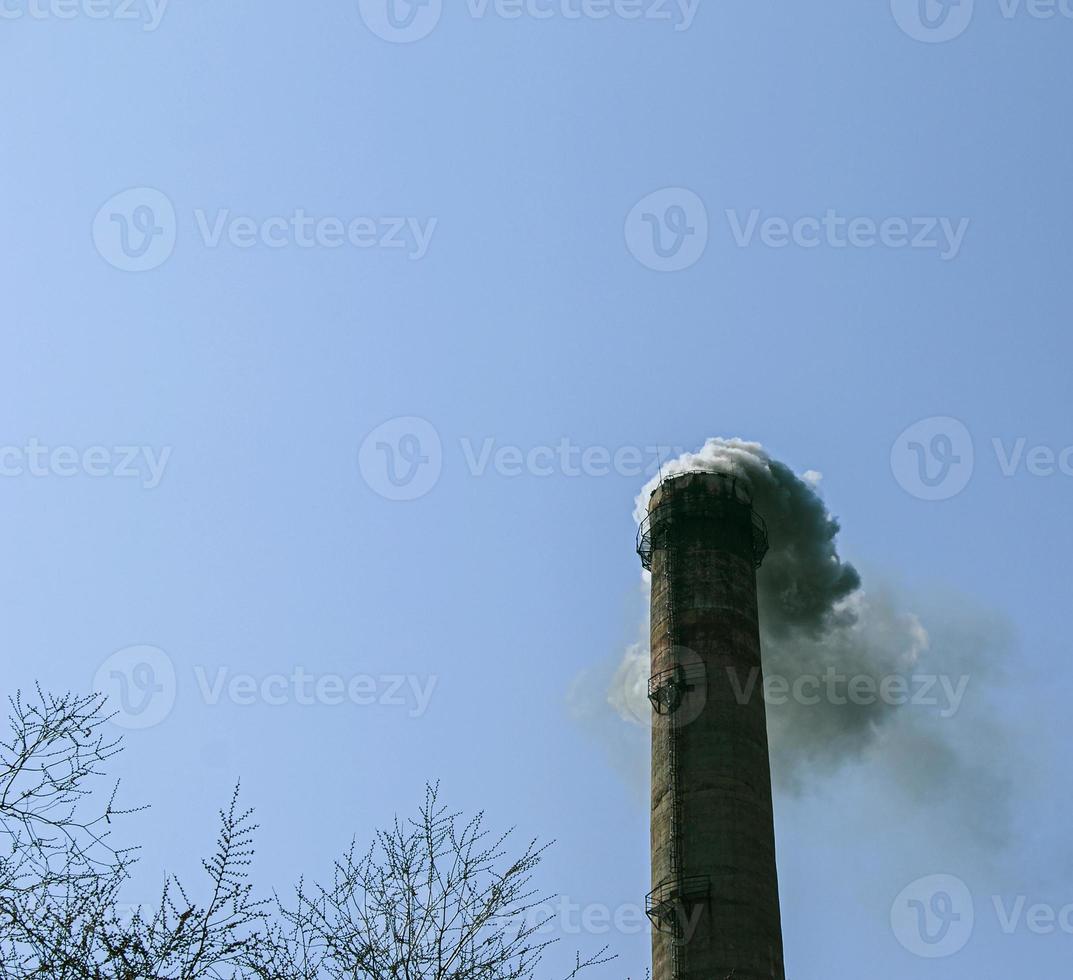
[2,1,1072,977]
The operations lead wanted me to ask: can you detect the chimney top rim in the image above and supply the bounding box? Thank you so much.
[648,469,754,506]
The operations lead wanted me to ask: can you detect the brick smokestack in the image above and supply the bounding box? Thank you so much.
[638,471,785,980]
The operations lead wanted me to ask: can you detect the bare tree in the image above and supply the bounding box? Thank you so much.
[0,691,617,980]
[0,688,132,893]
[251,784,613,980]
[0,689,267,979]
[0,686,135,976]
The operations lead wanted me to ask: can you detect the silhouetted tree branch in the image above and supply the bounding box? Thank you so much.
[0,690,617,980]
[251,783,613,980]
[0,689,270,979]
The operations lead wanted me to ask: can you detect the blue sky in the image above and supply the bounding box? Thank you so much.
[2,1,1072,976]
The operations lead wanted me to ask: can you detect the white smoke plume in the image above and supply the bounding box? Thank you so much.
[603,438,1013,835]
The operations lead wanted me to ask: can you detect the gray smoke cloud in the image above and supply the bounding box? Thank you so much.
[631,438,862,643]
[601,437,1014,839]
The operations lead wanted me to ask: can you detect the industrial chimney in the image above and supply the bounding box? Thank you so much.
[637,471,785,980]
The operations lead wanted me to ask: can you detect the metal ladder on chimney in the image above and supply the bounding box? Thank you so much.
[664,544,685,980]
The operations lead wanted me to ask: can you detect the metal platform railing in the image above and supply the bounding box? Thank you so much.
[645,875,712,936]
[637,504,769,571]
[647,662,706,715]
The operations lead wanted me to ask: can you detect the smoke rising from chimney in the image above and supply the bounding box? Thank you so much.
[633,437,862,642]
[604,438,1012,835]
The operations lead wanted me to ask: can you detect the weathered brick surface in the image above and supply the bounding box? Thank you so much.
[647,472,785,980]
